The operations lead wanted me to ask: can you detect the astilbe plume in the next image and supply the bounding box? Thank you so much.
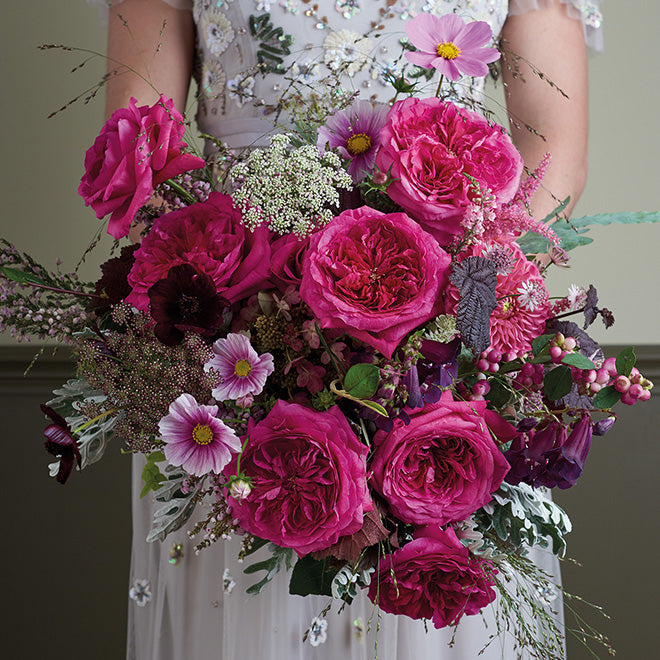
[75,304,217,450]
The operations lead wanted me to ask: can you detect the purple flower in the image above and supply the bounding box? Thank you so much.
[317,100,389,182]
[148,263,226,346]
[545,415,593,489]
[405,14,499,81]
[41,405,81,484]
[204,333,275,401]
[158,393,241,476]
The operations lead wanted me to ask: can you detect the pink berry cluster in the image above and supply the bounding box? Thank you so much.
[475,349,519,374]
[548,333,578,363]
[513,362,544,392]
[457,373,491,401]
[609,360,653,405]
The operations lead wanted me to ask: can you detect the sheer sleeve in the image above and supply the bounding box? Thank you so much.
[508,0,603,52]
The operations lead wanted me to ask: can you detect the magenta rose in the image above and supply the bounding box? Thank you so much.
[368,525,497,629]
[126,192,270,311]
[370,391,509,525]
[225,401,372,557]
[299,206,451,359]
[375,98,523,245]
[269,233,310,293]
[79,95,205,240]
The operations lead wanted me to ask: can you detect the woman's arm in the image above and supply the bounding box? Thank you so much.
[105,0,195,119]
[501,2,589,219]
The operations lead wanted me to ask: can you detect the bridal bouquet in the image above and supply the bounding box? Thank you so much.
[2,13,654,658]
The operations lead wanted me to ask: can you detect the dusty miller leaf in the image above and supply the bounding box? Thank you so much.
[449,256,497,354]
[244,544,296,595]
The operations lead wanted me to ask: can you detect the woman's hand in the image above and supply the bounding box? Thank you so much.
[501,2,589,219]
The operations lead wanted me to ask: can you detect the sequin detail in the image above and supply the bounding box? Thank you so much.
[308,616,328,646]
[168,543,185,565]
[129,579,152,607]
[573,0,603,29]
[335,0,361,19]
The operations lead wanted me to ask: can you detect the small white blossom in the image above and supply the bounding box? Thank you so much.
[517,280,547,311]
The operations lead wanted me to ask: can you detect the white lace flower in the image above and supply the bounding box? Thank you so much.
[323,29,372,76]
[227,75,256,106]
[308,617,328,646]
[194,0,236,24]
[201,10,235,57]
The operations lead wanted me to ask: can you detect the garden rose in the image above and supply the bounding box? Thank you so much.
[269,233,310,293]
[300,206,451,359]
[370,391,509,525]
[79,95,205,239]
[375,98,523,245]
[126,192,270,311]
[225,401,371,557]
[368,525,497,628]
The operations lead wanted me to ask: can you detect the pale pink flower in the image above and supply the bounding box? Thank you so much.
[158,393,241,476]
[405,14,499,81]
[205,333,275,401]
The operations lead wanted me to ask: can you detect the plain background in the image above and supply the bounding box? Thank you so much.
[1,1,658,658]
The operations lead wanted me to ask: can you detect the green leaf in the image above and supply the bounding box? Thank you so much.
[543,365,573,401]
[140,450,167,498]
[562,353,596,370]
[0,266,45,286]
[532,333,554,358]
[593,385,621,409]
[486,378,512,409]
[244,544,295,595]
[289,555,338,598]
[343,363,380,399]
[360,400,389,417]
[615,347,636,378]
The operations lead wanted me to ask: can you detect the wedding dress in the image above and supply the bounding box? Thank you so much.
[102,1,604,658]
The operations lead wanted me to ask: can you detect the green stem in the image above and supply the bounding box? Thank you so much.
[166,178,198,205]
[0,274,100,299]
[435,74,445,98]
[72,408,120,435]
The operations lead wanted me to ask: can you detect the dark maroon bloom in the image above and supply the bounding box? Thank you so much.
[92,244,140,315]
[148,263,226,346]
[41,405,81,485]
[545,415,593,489]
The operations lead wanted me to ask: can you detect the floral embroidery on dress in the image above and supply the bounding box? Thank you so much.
[572,0,602,28]
[200,8,236,57]
[323,29,373,76]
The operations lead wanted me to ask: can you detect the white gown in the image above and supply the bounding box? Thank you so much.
[121,1,604,658]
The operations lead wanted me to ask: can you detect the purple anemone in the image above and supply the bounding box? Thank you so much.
[317,100,389,182]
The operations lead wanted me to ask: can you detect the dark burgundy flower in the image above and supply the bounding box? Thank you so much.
[41,405,81,485]
[148,264,226,346]
[91,244,140,315]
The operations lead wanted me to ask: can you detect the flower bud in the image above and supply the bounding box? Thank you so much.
[229,479,252,501]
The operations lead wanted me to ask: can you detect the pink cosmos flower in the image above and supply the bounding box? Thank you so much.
[447,241,551,357]
[375,98,523,246]
[405,14,500,81]
[370,391,510,526]
[300,206,451,359]
[79,96,205,239]
[368,526,497,629]
[204,333,275,401]
[317,100,390,182]
[158,393,241,476]
[225,401,372,557]
[126,192,270,311]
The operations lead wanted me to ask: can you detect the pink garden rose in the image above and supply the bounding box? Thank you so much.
[370,391,509,526]
[79,96,205,239]
[269,233,310,293]
[368,525,497,629]
[300,206,451,359]
[126,192,270,311]
[375,98,523,245]
[225,401,372,557]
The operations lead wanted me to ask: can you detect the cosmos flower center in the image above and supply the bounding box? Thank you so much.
[234,359,253,377]
[192,424,214,446]
[436,42,461,60]
[346,133,372,156]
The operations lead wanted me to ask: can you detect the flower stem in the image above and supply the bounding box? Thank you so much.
[0,273,101,299]
[72,408,120,435]
[166,178,198,205]
[435,74,445,98]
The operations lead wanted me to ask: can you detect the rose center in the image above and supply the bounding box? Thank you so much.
[192,424,214,446]
[436,42,461,60]
[346,133,372,156]
[234,359,252,377]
